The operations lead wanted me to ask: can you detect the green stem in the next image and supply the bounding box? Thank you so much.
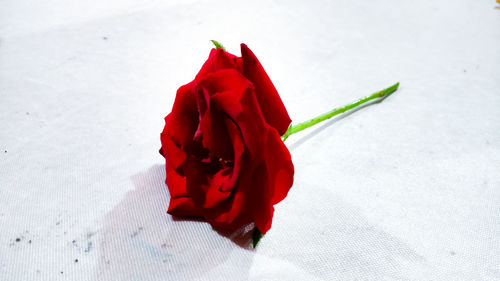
[281,82,399,141]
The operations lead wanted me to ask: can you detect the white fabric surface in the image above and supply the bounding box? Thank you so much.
[1,0,499,280]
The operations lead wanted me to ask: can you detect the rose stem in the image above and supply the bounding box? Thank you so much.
[281,82,399,142]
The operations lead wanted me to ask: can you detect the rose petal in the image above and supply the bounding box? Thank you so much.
[196,102,234,161]
[220,117,244,192]
[167,196,202,217]
[161,82,199,147]
[184,155,233,209]
[166,169,187,198]
[240,44,291,135]
[201,159,253,230]
[264,129,295,205]
[207,70,269,161]
[160,82,201,217]
[195,48,240,81]
[251,163,274,234]
[197,68,253,100]
[162,138,186,172]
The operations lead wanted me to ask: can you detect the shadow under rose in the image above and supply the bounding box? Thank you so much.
[92,126,440,279]
[92,164,255,281]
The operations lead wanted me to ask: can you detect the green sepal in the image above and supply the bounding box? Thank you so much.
[252,227,263,248]
[210,40,226,51]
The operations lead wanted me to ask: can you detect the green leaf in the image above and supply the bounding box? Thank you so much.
[252,227,263,248]
[210,40,226,51]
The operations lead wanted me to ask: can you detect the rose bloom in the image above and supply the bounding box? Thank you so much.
[160,44,294,234]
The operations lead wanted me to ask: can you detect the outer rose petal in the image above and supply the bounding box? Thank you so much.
[263,129,294,205]
[160,82,201,217]
[251,163,274,233]
[241,44,291,135]
[248,128,294,234]
[161,82,198,146]
[195,48,241,82]
[167,196,200,217]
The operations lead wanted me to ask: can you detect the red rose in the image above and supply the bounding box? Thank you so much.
[159,44,294,234]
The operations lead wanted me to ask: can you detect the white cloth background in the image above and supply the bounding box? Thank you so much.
[1,0,499,280]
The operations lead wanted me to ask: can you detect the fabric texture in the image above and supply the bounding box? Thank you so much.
[1,0,499,280]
